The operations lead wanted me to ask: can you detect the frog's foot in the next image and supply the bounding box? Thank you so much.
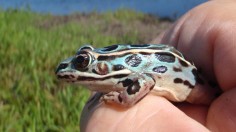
[101,73,155,107]
[100,91,121,104]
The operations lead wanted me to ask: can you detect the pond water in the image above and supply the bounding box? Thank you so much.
[0,0,207,19]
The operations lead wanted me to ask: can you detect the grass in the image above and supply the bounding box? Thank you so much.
[0,9,170,131]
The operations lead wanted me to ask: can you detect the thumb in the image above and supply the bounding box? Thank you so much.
[207,88,236,131]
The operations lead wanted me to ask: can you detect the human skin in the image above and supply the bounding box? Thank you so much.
[80,1,236,131]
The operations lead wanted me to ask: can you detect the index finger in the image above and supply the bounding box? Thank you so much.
[161,1,236,91]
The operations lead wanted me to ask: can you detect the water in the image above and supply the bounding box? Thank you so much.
[0,0,207,19]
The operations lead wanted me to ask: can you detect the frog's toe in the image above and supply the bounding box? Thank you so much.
[101,91,121,104]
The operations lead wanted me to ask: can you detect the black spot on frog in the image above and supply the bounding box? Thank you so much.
[130,44,150,47]
[113,64,125,71]
[155,52,175,63]
[101,45,119,52]
[153,66,167,73]
[179,58,189,67]
[125,54,142,67]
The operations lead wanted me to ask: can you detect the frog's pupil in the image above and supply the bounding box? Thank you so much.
[77,55,85,63]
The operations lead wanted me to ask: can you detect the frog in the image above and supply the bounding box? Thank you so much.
[55,44,221,107]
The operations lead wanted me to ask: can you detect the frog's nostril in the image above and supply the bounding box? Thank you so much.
[59,64,68,69]
[55,63,68,74]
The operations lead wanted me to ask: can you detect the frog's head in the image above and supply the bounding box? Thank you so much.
[55,45,131,91]
[55,45,95,83]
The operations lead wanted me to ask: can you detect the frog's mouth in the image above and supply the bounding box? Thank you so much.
[57,74,73,80]
[57,72,130,81]
[56,69,78,82]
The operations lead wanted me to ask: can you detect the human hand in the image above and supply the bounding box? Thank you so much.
[80,1,236,131]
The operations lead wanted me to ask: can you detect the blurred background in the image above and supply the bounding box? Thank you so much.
[2,0,207,19]
[0,0,206,131]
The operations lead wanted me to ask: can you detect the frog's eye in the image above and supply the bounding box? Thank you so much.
[73,53,92,70]
[79,45,94,51]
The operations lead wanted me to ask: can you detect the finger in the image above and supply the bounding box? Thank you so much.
[81,95,209,131]
[161,1,236,90]
[206,88,236,131]
[80,92,104,132]
[176,103,209,125]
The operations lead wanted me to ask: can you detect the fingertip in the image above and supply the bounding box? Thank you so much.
[207,88,236,131]
[176,102,209,125]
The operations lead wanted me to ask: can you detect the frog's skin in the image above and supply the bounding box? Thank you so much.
[55,44,220,107]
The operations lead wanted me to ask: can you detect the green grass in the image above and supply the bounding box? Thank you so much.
[0,9,169,131]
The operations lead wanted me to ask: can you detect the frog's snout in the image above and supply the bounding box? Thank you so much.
[55,57,74,74]
[55,63,68,74]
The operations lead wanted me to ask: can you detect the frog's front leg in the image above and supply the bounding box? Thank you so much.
[101,73,155,107]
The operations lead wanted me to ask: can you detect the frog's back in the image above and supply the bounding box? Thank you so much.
[91,44,188,74]
[94,44,184,57]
